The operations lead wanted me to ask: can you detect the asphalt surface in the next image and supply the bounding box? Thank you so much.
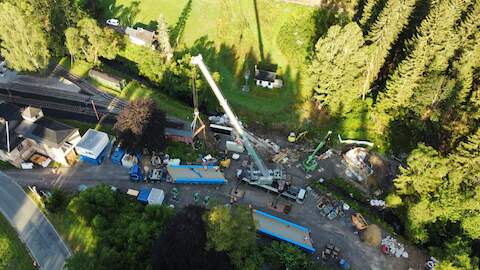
[4,155,426,270]
[0,172,71,270]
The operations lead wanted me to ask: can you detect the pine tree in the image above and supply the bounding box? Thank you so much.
[309,22,370,114]
[155,14,174,62]
[375,0,470,128]
[361,0,417,99]
[0,2,50,71]
[359,0,384,28]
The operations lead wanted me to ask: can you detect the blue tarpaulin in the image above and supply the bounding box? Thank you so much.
[137,188,150,203]
[111,147,125,165]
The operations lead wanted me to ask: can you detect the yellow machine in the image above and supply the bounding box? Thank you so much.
[220,159,231,168]
[288,131,308,143]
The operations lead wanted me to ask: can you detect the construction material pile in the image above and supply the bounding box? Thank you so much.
[361,224,382,246]
[381,236,408,258]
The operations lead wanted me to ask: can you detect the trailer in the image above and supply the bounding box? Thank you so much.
[166,165,226,184]
[137,188,164,205]
[253,209,315,253]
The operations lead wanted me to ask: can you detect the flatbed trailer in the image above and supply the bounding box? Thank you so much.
[252,209,315,253]
[242,179,306,203]
[166,165,227,184]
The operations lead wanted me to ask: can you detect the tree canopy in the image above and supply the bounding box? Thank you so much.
[114,98,167,151]
[152,205,232,270]
[0,2,50,71]
[205,205,259,270]
[65,17,123,65]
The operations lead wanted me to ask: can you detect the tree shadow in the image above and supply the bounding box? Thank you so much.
[354,0,368,21]
[134,20,158,31]
[252,0,265,61]
[371,0,432,100]
[171,0,193,48]
[361,0,388,34]
[101,0,141,26]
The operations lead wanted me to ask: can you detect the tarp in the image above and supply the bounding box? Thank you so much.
[137,188,150,203]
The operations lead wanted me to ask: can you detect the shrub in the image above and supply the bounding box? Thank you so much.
[45,187,69,213]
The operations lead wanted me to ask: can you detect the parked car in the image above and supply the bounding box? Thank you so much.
[106,18,119,26]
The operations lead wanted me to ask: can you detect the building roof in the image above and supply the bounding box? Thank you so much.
[0,103,22,121]
[125,27,155,45]
[89,69,124,84]
[165,127,193,138]
[76,129,109,151]
[75,129,109,159]
[22,106,42,120]
[0,103,78,150]
[255,68,276,82]
[15,118,78,147]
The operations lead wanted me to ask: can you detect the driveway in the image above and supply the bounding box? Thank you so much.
[0,172,71,270]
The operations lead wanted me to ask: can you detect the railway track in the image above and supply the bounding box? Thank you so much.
[51,65,128,110]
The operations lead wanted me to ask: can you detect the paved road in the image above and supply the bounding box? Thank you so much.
[0,172,71,270]
[4,157,425,270]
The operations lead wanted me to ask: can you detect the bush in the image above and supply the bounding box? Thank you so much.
[45,187,69,213]
[385,193,403,208]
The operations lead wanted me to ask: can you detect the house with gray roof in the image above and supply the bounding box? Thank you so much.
[0,103,81,167]
[125,27,156,49]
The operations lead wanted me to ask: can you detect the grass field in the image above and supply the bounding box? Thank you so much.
[101,0,318,124]
[0,215,35,270]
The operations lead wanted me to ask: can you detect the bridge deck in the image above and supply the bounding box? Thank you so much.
[253,209,315,253]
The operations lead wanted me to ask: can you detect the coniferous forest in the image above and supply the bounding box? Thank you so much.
[310,1,479,268]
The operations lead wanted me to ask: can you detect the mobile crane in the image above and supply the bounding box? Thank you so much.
[192,55,305,203]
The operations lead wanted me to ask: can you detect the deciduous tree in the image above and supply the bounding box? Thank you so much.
[65,18,123,65]
[0,2,50,71]
[114,98,166,151]
[206,205,258,269]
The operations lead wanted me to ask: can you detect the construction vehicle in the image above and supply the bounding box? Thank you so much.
[192,55,306,203]
[220,158,231,168]
[288,131,308,143]
[303,131,332,172]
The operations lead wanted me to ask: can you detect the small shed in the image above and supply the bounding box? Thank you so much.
[137,188,165,205]
[254,65,283,89]
[89,69,126,91]
[165,128,193,145]
[75,129,109,165]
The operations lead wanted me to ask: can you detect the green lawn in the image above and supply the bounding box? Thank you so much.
[101,0,318,124]
[0,215,35,270]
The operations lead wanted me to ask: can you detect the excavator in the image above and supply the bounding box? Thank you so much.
[191,55,306,203]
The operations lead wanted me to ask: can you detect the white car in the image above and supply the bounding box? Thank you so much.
[106,19,119,26]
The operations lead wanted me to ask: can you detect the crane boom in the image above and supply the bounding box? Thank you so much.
[191,55,272,184]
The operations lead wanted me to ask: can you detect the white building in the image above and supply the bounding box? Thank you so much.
[254,65,283,89]
[0,104,81,167]
[75,129,109,164]
[125,27,156,49]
